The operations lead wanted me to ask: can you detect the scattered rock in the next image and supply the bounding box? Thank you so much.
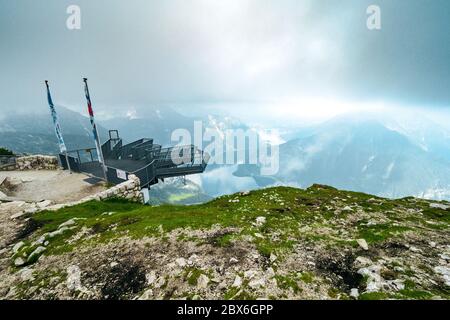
[232,275,242,288]
[146,271,156,285]
[47,226,72,238]
[255,216,266,226]
[27,246,46,262]
[248,278,265,289]
[14,257,26,267]
[358,265,383,292]
[67,265,83,291]
[434,266,450,286]
[356,239,369,250]
[19,268,35,281]
[229,257,239,264]
[244,270,257,279]
[269,253,277,263]
[12,241,25,254]
[154,277,165,289]
[175,257,187,267]
[197,274,209,289]
[58,218,77,229]
[265,267,275,278]
[10,211,28,219]
[188,254,199,266]
[354,256,373,268]
[350,288,359,299]
[429,203,449,210]
[0,177,22,190]
[138,288,153,300]
[37,200,52,209]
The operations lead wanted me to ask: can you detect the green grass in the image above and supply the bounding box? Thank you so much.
[8,184,450,301]
[359,292,389,300]
[185,268,204,286]
[19,185,448,266]
[275,273,302,293]
[357,223,412,243]
[298,272,314,284]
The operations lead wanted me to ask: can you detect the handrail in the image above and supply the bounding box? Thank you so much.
[66,147,97,153]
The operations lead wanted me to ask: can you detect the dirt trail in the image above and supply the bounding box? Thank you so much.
[0,170,106,203]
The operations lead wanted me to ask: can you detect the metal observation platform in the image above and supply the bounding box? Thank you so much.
[59,130,209,188]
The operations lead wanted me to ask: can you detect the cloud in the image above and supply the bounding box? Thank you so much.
[0,0,449,115]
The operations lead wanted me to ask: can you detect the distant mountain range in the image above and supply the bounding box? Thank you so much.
[1,106,449,201]
[0,107,108,154]
[237,114,450,200]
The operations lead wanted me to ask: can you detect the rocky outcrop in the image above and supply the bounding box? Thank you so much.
[0,155,59,171]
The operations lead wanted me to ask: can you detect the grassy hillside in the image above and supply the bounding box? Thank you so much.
[2,185,449,300]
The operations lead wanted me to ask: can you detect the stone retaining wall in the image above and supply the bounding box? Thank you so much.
[0,155,59,171]
[92,174,144,203]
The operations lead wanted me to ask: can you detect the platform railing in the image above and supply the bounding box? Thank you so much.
[0,155,16,168]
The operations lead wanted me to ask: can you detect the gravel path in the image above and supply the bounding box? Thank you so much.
[0,170,106,203]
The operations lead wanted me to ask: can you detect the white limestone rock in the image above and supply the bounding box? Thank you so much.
[197,274,210,289]
[356,239,369,250]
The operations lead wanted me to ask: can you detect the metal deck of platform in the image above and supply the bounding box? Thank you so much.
[59,130,209,188]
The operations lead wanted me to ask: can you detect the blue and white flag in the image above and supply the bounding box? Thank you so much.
[45,81,67,153]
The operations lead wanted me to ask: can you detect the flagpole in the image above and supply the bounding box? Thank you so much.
[82,78,108,181]
[45,80,72,174]
[64,147,72,174]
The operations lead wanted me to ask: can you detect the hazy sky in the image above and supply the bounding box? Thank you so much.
[0,0,449,121]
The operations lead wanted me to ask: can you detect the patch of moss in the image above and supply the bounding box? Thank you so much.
[397,289,433,300]
[275,274,302,293]
[299,272,314,284]
[185,268,204,286]
[359,292,389,300]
